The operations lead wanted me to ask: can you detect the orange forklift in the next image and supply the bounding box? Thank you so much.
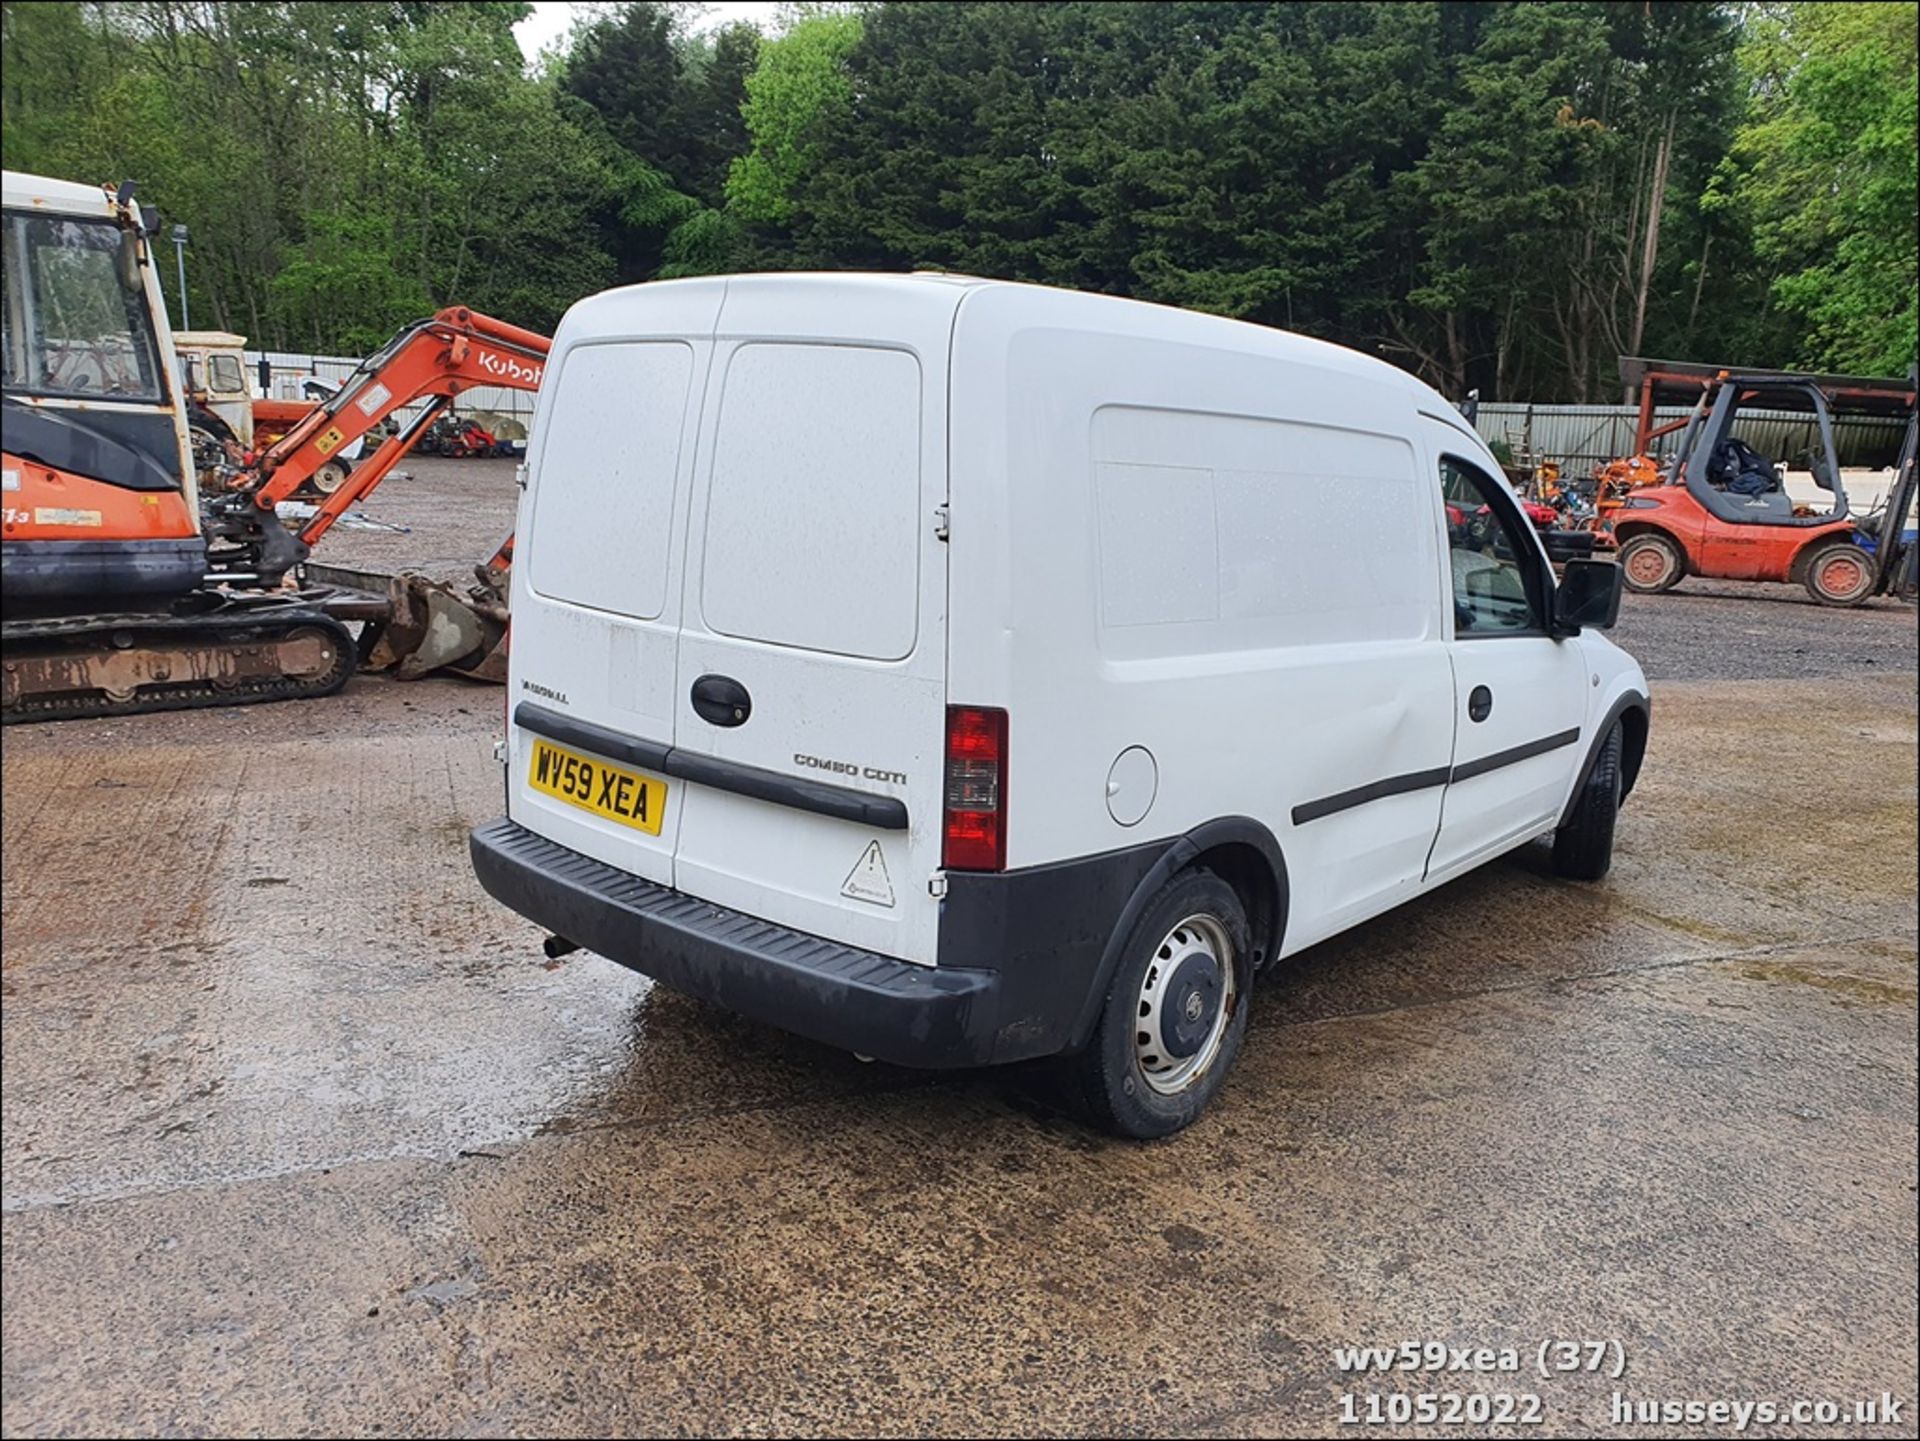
[2,169,549,722]
[1607,358,1917,606]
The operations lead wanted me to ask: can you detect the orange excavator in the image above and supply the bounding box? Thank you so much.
[2,168,548,722]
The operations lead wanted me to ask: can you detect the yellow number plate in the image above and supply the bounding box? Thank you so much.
[528,739,667,835]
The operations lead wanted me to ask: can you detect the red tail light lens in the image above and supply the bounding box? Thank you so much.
[943,705,1007,871]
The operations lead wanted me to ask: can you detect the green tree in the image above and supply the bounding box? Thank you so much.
[5,0,1911,390]
[561,4,694,188]
[727,9,863,226]
[1734,1,1918,374]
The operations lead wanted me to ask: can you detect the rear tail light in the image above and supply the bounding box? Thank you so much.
[943,705,1007,872]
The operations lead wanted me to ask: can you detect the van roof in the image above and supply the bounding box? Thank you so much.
[564,271,1442,409]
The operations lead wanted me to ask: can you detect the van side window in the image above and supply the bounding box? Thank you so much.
[1439,456,1543,636]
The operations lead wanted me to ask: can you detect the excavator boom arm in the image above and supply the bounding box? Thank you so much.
[242,307,548,551]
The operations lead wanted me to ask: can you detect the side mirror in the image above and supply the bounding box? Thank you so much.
[1553,558,1622,634]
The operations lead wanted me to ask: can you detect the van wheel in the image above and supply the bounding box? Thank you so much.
[1551,723,1622,881]
[1061,871,1250,1139]
[1618,533,1683,594]
[1802,541,1875,607]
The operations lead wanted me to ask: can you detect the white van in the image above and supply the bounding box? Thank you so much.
[471,274,1649,1138]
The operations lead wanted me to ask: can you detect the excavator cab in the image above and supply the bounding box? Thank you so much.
[1,171,205,612]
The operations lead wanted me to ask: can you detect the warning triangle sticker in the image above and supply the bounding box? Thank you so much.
[841,841,895,907]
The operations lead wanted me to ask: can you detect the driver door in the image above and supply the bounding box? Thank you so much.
[1426,438,1587,881]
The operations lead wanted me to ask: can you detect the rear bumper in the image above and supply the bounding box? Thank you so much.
[470,817,1001,1068]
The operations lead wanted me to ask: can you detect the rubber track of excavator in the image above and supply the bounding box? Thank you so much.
[1,607,357,724]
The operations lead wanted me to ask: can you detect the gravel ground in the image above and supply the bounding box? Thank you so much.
[324,456,1919,682]
[308,455,523,586]
[1617,581,1917,681]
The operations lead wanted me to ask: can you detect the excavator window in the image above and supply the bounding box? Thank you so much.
[0,211,164,403]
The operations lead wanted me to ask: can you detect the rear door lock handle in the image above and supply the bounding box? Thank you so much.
[691,674,752,727]
[1468,685,1493,723]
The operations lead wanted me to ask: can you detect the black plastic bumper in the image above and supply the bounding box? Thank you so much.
[470,817,1002,1068]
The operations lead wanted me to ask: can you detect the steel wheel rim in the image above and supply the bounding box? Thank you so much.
[1134,912,1237,1096]
[1816,551,1866,599]
[1625,541,1671,587]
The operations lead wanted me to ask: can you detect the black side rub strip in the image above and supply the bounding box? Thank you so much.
[514,702,909,831]
[1447,727,1581,783]
[1291,768,1450,826]
[1291,728,1583,826]
[518,702,670,772]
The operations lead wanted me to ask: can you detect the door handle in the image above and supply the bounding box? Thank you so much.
[1467,685,1493,723]
[690,674,752,727]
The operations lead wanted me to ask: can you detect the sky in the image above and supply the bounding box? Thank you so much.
[513,2,788,64]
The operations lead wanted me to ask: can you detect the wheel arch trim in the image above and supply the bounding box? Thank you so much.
[1559,690,1651,828]
[1065,815,1290,1051]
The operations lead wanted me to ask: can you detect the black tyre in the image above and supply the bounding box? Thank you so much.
[1618,532,1684,594]
[1552,723,1622,881]
[1801,540,1875,607]
[1059,870,1251,1139]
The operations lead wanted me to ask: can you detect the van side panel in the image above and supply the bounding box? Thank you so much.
[948,289,1455,951]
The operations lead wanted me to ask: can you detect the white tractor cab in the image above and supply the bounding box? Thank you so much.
[173,330,258,449]
[470,275,1650,1138]
[174,333,365,491]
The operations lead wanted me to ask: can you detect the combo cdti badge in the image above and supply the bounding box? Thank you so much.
[470,274,1650,1139]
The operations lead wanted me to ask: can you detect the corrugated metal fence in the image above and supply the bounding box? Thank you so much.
[246,349,539,438]
[1471,402,1908,473]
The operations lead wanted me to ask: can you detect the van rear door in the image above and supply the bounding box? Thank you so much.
[668,280,956,965]
[506,283,724,885]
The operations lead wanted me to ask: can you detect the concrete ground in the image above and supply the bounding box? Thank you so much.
[2,460,1915,1437]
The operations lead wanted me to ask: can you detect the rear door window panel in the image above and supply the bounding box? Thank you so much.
[528,340,694,620]
[698,343,922,662]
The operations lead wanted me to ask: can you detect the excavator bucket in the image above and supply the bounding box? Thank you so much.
[366,571,510,682]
